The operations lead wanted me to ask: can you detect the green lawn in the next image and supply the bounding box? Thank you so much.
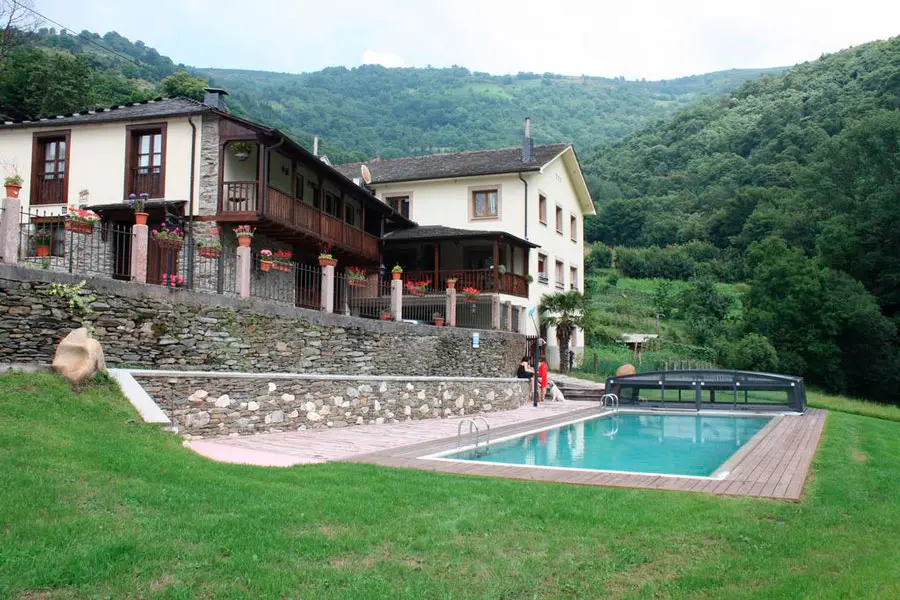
[2,373,899,599]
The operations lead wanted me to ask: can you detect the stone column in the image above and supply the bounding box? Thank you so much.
[0,197,21,265]
[391,278,403,322]
[129,224,148,283]
[236,245,251,299]
[505,301,513,331]
[491,294,501,330]
[320,263,335,313]
[446,287,457,327]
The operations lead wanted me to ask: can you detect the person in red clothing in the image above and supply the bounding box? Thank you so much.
[538,357,549,404]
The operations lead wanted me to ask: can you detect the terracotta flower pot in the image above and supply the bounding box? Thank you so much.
[134,212,148,226]
[434,317,444,327]
[198,247,221,259]
[380,313,392,321]
[36,245,51,257]
[319,256,337,267]
[237,235,252,248]
[5,183,22,198]
[392,271,402,280]
[348,278,366,287]
[156,239,184,250]
[65,221,94,235]
[446,280,456,290]
[260,260,273,272]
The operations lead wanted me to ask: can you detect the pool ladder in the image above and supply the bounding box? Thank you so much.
[457,417,491,457]
[600,393,619,413]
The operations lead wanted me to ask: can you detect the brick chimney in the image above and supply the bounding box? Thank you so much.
[521,117,534,163]
[203,87,229,110]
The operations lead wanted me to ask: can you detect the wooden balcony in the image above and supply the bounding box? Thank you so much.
[219,181,380,262]
[33,175,66,205]
[404,268,529,298]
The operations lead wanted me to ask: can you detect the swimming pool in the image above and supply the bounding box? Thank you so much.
[439,413,773,477]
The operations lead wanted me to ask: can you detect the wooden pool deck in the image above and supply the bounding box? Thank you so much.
[188,403,826,501]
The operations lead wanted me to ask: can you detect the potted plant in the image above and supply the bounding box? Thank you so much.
[161,272,185,291]
[446,277,457,290]
[65,206,100,235]
[128,193,150,225]
[497,264,507,275]
[461,286,479,303]
[405,279,429,296]
[151,224,185,250]
[274,249,293,272]
[391,264,403,280]
[318,243,337,267]
[525,274,534,284]
[197,238,222,259]
[230,141,253,161]
[347,266,367,286]
[233,224,255,247]
[4,174,23,199]
[433,312,444,327]
[32,228,53,257]
[379,310,392,321]
[259,249,274,272]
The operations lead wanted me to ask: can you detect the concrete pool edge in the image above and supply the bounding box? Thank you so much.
[344,407,827,501]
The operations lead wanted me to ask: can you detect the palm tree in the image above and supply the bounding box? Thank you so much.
[539,290,588,373]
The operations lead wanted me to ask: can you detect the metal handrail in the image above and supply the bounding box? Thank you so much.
[600,393,619,412]
[456,417,491,455]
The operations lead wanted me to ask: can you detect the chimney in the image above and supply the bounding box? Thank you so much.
[203,87,229,111]
[521,117,534,163]
[313,135,319,157]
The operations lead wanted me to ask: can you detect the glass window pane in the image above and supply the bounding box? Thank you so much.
[59,141,65,155]
[44,161,54,174]
[58,162,65,174]
[139,155,150,167]
[152,152,162,166]
[488,192,498,215]
[474,194,485,216]
[153,133,162,151]
[45,142,56,160]
[139,135,150,154]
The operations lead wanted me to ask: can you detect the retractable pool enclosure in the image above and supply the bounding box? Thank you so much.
[605,370,807,413]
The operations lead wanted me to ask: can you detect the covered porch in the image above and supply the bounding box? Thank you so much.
[212,118,411,265]
[382,226,536,299]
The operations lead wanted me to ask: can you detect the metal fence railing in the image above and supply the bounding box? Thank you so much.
[455,295,493,330]
[249,252,299,305]
[400,277,446,324]
[335,273,391,319]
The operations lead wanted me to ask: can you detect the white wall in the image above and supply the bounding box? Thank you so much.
[372,148,590,365]
[0,116,201,216]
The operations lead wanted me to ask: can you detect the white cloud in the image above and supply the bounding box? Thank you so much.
[361,50,407,68]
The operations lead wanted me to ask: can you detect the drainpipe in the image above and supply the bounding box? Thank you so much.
[187,114,198,288]
[518,172,528,240]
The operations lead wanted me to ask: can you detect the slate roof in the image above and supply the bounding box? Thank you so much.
[335,144,570,184]
[0,97,207,129]
[383,225,538,248]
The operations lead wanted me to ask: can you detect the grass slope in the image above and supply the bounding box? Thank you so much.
[2,373,899,599]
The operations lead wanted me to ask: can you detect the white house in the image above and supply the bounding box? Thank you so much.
[335,119,596,366]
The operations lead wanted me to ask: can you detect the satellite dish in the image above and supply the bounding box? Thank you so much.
[361,164,372,185]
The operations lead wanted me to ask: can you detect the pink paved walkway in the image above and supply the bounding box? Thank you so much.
[186,400,586,467]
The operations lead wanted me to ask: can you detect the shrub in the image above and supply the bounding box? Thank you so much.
[726,334,779,372]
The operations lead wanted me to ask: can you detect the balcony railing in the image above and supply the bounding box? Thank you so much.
[33,175,65,205]
[403,268,529,298]
[220,181,379,261]
[130,169,162,198]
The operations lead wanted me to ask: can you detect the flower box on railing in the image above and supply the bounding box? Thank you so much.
[65,207,100,235]
[198,247,221,259]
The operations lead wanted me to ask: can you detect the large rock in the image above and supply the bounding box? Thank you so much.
[52,327,107,384]
[615,363,636,377]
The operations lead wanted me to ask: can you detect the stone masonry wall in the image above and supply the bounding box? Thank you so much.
[136,374,527,439]
[0,265,524,377]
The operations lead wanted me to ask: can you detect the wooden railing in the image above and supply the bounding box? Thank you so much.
[220,181,379,260]
[130,169,162,198]
[33,175,65,205]
[402,269,529,298]
[223,181,259,212]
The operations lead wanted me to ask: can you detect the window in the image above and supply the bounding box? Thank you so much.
[537,253,548,284]
[555,260,564,289]
[570,266,578,290]
[555,206,563,234]
[31,131,70,205]
[570,215,577,242]
[295,173,305,200]
[538,194,547,224]
[125,124,166,198]
[386,195,410,218]
[324,191,340,218]
[470,188,499,219]
[31,217,65,257]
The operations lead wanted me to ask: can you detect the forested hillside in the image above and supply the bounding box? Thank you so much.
[586,36,900,400]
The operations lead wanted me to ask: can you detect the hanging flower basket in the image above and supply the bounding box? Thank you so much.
[347,266,366,286]
[406,280,429,296]
[198,247,221,259]
[65,220,94,235]
[462,286,479,303]
[349,278,366,287]
[157,239,184,250]
[260,260,273,272]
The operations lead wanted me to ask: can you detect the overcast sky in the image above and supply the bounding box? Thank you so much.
[35,0,900,80]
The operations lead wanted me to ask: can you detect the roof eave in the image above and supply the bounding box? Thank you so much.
[541,145,595,216]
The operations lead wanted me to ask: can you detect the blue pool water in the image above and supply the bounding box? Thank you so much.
[445,413,772,477]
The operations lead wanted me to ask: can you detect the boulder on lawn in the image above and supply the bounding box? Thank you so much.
[52,327,107,384]
[615,363,636,377]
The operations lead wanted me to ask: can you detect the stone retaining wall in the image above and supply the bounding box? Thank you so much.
[0,265,524,377]
[134,374,528,439]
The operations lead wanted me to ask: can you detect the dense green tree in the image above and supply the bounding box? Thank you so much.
[160,71,208,101]
[725,334,779,373]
